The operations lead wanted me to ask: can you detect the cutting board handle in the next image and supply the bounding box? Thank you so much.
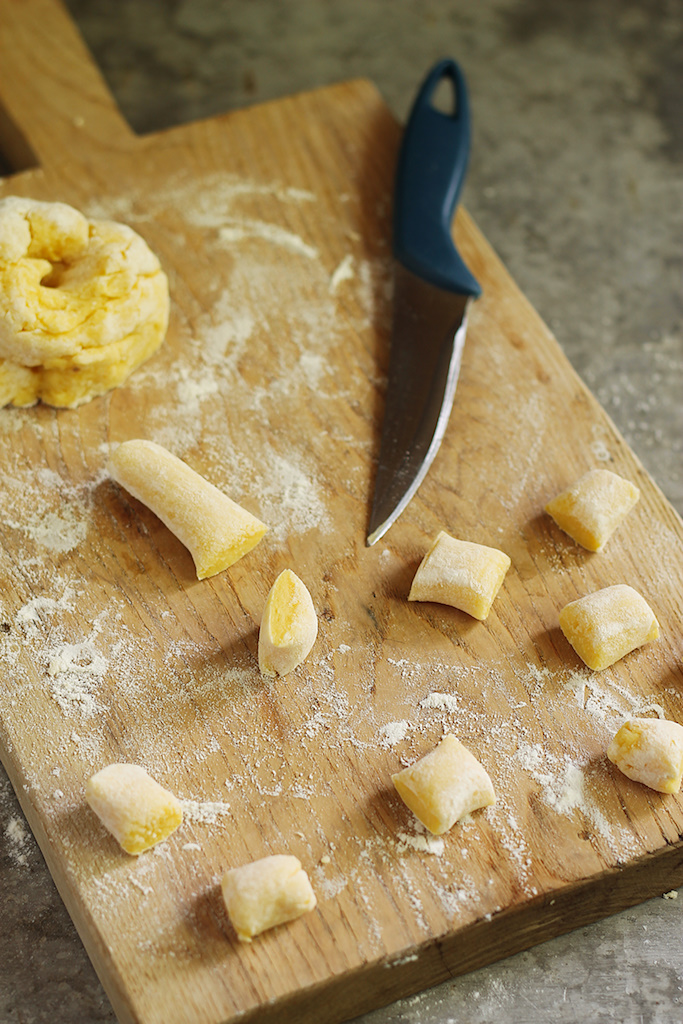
[0,0,134,174]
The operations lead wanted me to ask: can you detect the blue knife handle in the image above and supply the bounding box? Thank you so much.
[393,58,481,298]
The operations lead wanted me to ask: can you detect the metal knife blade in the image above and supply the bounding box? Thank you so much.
[367,59,481,546]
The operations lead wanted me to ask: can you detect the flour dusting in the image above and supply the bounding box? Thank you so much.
[2,470,97,554]
[16,588,77,632]
[255,450,330,538]
[5,816,31,867]
[217,219,319,260]
[419,692,461,713]
[379,721,410,747]
[330,254,355,292]
[395,831,445,856]
[514,742,615,842]
[46,638,109,717]
[181,799,232,825]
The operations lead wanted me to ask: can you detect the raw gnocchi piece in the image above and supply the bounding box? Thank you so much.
[559,584,659,671]
[408,530,510,620]
[391,733,496,835]
[607,718,683,794]
[109,439,268,579]
[85,763,183,855]
[545,468,639,551]
[221,854,317,942]
[258,569,318,677]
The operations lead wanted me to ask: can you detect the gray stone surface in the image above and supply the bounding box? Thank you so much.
[1,1,682,1022]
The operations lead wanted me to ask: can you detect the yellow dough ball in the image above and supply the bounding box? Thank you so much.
[0,196,169,408]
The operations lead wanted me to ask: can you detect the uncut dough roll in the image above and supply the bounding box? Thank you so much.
[85,763,182,855]
[0,195,169,407]
[221,854,317,942]
[109,439,268,579]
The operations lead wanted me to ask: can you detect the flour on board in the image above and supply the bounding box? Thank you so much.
[419,692,461,713]
[2,470,97,555]
[83,173,316,229]
[46,637,109,717]
[217,219,319,260]
[174,365,220,411]
[253,449,330,538]
[16,587,77,632]
[181,799,232,825]
[4,815,30,867]
[329,254,354,292]
[395,831,445,856]
[379,721,410,747]
[513,742,620,847]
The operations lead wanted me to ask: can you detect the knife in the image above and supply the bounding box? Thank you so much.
[366,58,481,546]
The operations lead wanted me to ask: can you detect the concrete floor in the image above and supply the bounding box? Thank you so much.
[1,1,682,1022]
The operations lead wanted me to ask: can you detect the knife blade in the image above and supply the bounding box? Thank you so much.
[367,58,481,546]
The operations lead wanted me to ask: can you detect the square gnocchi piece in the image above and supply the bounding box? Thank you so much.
[85,763,183,855]
[559,584,659,671]
[391,733,495,835]
[607,718,683,793]
[545,468,639,551]
[408,530,510,620]
[221,854,317,942]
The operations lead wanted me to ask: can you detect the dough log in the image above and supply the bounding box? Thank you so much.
[108,439,268,579]
[0,196,169,408]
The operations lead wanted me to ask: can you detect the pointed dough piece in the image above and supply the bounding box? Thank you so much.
[258,569,318,677]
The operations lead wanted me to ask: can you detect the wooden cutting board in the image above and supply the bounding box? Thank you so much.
[1,3,683,1023]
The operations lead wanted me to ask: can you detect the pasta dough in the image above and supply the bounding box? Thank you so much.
[221,854,317,942]
[85,763,182,855]
[258,569,318,677]
[392,733,495,835]
[545,468,640,551]
[607,718,683,794]
[408,530,510,620]
[559,584,659,671]
[0,196,169,408]
[108,439,268,579]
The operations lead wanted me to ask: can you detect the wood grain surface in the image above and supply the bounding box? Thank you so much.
[1,3,683,1024]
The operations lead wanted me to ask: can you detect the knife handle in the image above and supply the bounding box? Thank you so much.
[393,58,481,298]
